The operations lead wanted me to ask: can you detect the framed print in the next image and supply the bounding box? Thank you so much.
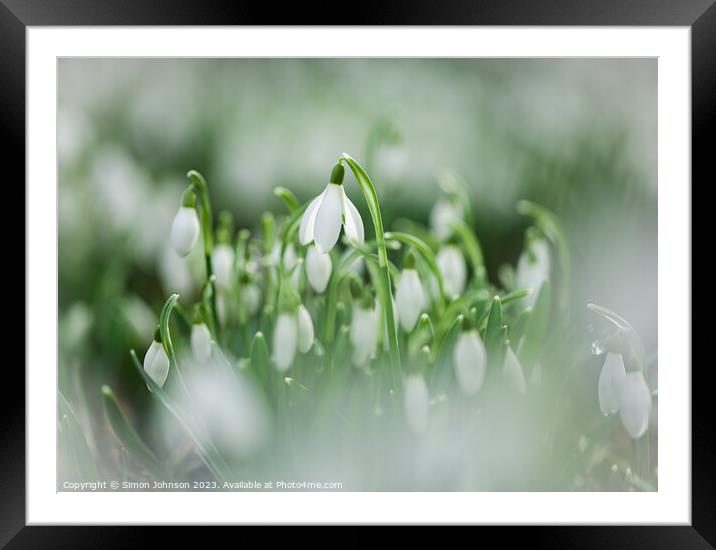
[4,0,710,544]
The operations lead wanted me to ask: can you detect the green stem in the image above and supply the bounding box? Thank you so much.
[340,153,401,378]
[187,170,220,339]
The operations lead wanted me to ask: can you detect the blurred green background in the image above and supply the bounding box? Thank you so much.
[58,58,657,486]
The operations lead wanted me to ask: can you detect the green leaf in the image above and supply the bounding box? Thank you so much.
[101,385,170,480]
[273,186,299,213]
[250,331,270,387]
[509,308,532,349]
[432,314,464,389]
[519,281,552,370]
[484,296,505,366]
[499,288,531,306]
[158,293,192,400]
[58,391,98,480]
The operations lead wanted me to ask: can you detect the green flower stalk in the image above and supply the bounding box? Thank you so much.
[338,153,402,375]
[186,170,220,337]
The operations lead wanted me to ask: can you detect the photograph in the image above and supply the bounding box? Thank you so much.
[57,57,658,493]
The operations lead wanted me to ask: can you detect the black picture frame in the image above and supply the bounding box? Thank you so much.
[4,0,709,544]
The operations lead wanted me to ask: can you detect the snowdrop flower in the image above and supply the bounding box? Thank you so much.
[273,312,297,372]
[305,245,332,293]
[143,328,170,388]
[598,352,627,416]
[241,277,261,315]
[430,198,462,240]
[212,244,235,288]
[349,286,378,367]
[453,329,487,395]
[299,163,364,254]
[191,320,212,364]
[503,347,527,395]
[404,374,429,435]
[170,188,200,257]
[617,371,652,439]
[296,304,315,354]
[516,236,550,307]
[395,253,426,332]
[284,243,297,271]
[437,244,467,298]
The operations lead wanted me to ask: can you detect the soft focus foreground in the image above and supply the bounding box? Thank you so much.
[58,59,657,491]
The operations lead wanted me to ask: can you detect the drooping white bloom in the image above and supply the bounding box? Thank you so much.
[395,268,426,332]
[212,244,235,288]
[598,352,627,416]
[404,374,429,435]
[453,330,487,395]
[242,283,261,314]
[350,305,379,367]
[305,245,332,293]
[617,371,652,439]
[283,243,297,271]
[296,305,314,354]
[299,183,364,254]
[191,323,212,364]
[170,206,200,257]
[143,340,170,388]
[273,312,297,372]
[503,347,527,395]
[437,245,467,298]
[516,238,550,307]
[430,199,462,240]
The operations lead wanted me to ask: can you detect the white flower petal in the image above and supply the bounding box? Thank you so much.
[191,323,213,364]
[618,371,651,439]
[430,199,462,240]
[144,341,170,388]
[503,347,527,395]
[243,283,261,314]
[350,305,378,367]
[212,245,235,288]
[296,305,314,354]
[341,191,365,245]
[453,330,486,395]
[404,374,429,435]
[170,207,200,257]
[598,352,627,415]
[273,313,297,372]
[437,245,466,298]
[395,269,425,332]
[313,184,344,254]
[298,191,324,245]
[305,245,332,293]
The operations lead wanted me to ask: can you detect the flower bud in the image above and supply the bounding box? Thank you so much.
[273,312,297,372]
[305,245,332,293]
[170,206,200,257]
[296,304,315,354]
[191,322,212,364]
[437,245,467,298]
[395,267,425,332]
[618,370,652,439]
[453,329,486,395]
[143,329,170,388]
[212,244,235,288]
